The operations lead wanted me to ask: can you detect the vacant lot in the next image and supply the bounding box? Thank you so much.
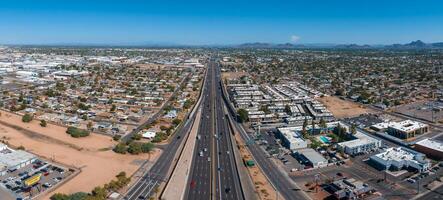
[317,96,371,118]
[221,71,249,80]
[0,111,160,198]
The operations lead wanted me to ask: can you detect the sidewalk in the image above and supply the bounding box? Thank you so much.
[161,108,202,200]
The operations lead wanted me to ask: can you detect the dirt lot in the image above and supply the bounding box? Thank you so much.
[0,111,160,198]
[233,132,279,200]
[317,96,371,118]
[221,72,249,80]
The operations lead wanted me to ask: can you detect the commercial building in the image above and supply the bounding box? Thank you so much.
[295,148,327,168]
[337,123,382,156]
[369,147,431,172]
[387,120,429,139]
[414,138,443,160]
[328,178,373,199]
[372,120,429,139]
[277,127,308,150]
[0,143,37,175]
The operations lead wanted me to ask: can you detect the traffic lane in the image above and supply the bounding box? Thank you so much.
[127,116,197,199]
[186,66,213,200]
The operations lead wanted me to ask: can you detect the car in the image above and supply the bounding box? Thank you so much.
[407,178,416,183]
[226,151,230,154]
[43,183,52,188]
[337,172,343,177]
[225,187,231,193]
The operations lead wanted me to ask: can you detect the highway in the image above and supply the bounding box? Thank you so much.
[185,59,244,200]
[214,62,243,200]
[185,59,215,200]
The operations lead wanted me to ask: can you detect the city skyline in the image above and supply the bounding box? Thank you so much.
[1,0,443,45]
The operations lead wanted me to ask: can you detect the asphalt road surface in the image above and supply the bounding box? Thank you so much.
[185,59,243,200]
[185,59,216,200]
[214,62,243,200]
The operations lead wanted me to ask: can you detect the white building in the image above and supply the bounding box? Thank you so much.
[277,127,308,150]
[337,123,382,156]
[0,143,37,175]
[296,148,328,168]
[369,147,431,172]
[142,131,157,139]
[371,120,429,139]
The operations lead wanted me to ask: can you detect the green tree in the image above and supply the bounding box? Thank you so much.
[50,193,69,200]
[350,124,357,135]
[284,104,292,115]
[22,113,33,123]
[237,109,248,123]
[131,133,142,141]
[113,143,127,154]
[110,104,116,112]
[113,135,121,141]
[66,127,90,138]
[172,118,182,127]
[141,142,154,153]
[302,118,308,138]
[127,142,143,154]
[40,119,47,127]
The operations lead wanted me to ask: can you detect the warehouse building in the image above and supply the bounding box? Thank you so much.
[369,147,430,172]
[0,143,37,175]
[414,138,443,160]
[295,148,327,168]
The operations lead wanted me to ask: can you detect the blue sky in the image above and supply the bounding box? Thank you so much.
[1,0,443,45]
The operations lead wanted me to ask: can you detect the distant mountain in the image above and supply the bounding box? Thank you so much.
[385,40,443,49]
[236,40,443,49]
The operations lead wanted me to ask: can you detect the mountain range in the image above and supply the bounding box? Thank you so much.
[236,40,443,49]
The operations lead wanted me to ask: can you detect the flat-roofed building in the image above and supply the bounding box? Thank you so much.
[369,147,430,172]
[414,138,443,160]
[386,120,429,139]
[296,148,327,168]
[277,127,308,150]
[0,144,37,175]
[337,123,381,156]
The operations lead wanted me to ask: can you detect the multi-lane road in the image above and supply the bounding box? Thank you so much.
[184,60,215,200]
[185,60,244,200]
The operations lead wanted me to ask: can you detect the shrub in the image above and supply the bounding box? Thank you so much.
[66,127,90,138]
[40,120,47,127]
[113,143,127,154]
[113,135,121,141]
[127,142,143,155]
[141,142,154,153]
[22,113,33,123]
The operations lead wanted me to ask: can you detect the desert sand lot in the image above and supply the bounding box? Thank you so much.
[221,71,249,80]
[0,111,159,198]
[317,96,371,118]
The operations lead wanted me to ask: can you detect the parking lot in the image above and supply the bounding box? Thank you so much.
[0,159,72,199]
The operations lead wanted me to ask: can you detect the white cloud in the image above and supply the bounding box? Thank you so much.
[290,35,301,43]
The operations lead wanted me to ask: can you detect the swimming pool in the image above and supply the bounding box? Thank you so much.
[319,136,330,144]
